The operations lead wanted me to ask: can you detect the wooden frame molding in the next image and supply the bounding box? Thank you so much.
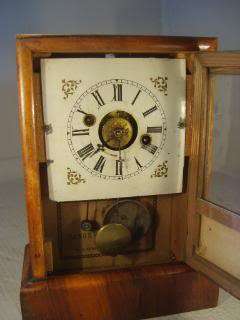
[186,55,208,258]
[17,34,217,54]
[17,35,222,320]
[199,51,240,67]
[196,52,240,231]
[196,199,240,232]
[21,246,219,320]
[16,35,217,280]
[17,43,46,278]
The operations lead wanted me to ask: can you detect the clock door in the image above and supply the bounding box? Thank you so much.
[186,52,240,299]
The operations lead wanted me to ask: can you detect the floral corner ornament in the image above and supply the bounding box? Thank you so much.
[62,79,81,100]
[151,161,168,178]
[150,76,168,96]
[67,168,86,185]
[177,117,186,129]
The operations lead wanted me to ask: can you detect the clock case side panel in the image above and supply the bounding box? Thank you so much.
[186,52,240,299]
[16,42,47,279]
[16,35,218,278]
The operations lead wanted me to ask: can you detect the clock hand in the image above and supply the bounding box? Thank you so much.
[118,138,127,162]
[77,109,96,127]
[90,137,114,157]
[118,141,121,160]
[77,109,89,115]
[117,139,123,163]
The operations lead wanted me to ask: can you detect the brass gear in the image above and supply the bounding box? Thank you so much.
[98,110,138,151]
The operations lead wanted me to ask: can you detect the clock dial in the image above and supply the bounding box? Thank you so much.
[41,57,186,201]
[67,79,167,180]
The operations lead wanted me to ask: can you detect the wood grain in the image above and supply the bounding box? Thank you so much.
[197,199,240,232]
[186,57,207,257]
[21,246,219,320]
[16,42,46,278]
[33,40,206,272]
[33,73,46,163]
[16,35,218,54]
[188,253,240,300]
[186,51,240,299]
[201,75,214,198]
[16,34,222,319]
[16,35,217,279]
[210,67,240,74]
[170,70,194,261]
[199,51,240,67]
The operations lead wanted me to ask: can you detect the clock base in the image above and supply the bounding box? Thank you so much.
[20,246,219,320]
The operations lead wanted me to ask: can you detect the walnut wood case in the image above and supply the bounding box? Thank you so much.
[17,35,238,320]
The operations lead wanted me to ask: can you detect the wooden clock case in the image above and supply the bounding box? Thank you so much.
[17,35,240,319]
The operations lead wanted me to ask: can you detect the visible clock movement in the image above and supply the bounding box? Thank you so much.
[17,35,240,320]
[41,58,185,201]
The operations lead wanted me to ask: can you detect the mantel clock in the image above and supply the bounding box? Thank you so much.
[17,35,240,320]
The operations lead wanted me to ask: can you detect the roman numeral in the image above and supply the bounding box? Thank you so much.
[116,160,123,175]
[94,156,106,173]
[134,157,143,169]
[131,90,141,105]
[141,144,158,155]
[147,126,162,133]
[142,106,158,117]
[77,143,95,160]
[91,90,105,107]
[113,84,122,101]
[72,129,90,136]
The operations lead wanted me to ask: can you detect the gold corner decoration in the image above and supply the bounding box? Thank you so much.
[62,79,81,100]
[151,161,168,178]
[177,117,186,129]
[67,168,86,185]
[150,76,168,96]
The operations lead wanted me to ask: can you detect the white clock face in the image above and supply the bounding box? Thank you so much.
[41,58,186,201]
[67,79,167,180]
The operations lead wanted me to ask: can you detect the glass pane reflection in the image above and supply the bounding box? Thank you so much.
[205,74,240,214]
